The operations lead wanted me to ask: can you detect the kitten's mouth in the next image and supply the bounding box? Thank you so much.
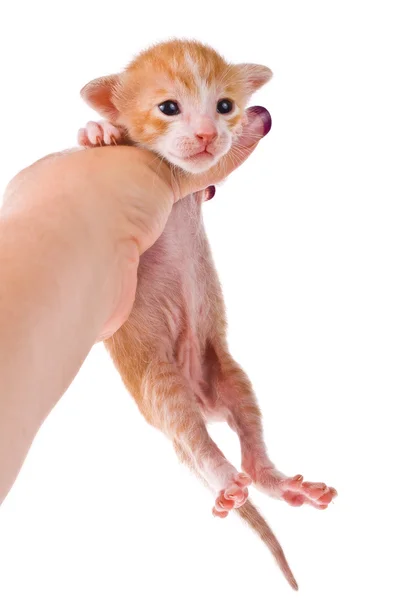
[188,150,213,160]
[168,149,219,173]
[171,149,214,161]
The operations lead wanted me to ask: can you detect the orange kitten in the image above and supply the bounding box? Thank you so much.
[79,40,336,591]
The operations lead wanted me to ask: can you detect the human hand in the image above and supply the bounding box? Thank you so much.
[3,106,270,342]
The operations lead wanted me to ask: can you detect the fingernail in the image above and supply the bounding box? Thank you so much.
[247,106,272,137]
[205,185,215,201]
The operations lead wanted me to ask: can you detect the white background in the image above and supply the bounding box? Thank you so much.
[0,1,399,598]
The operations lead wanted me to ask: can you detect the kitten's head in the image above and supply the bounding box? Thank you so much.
[81,40,272,174]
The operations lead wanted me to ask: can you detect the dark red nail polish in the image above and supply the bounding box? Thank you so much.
[205,185,216,201]
[247,106,272,136]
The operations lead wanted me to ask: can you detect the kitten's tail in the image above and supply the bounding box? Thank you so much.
[236,500,298,591]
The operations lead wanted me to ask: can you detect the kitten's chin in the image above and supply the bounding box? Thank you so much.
[167,153,220,175]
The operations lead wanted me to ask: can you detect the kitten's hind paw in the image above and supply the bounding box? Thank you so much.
[282,476,338,509]
[212,473,251,518]
[252,467,337,509]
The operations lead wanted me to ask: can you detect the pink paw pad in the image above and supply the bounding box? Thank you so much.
[77,121,123,147]
[212,473,251,518]
[282,475,338,509]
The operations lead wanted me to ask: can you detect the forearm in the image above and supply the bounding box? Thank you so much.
[0,156,135,503]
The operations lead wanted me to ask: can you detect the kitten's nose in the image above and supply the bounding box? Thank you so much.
[196,130,217,144]
[194,118,217,145]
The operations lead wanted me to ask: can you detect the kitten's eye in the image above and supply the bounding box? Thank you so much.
[217,99,233,114]
[158,100,180,116]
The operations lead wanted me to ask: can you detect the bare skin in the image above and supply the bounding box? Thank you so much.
[0,109,266,506]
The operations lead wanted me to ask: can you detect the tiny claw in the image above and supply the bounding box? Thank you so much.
[212,507,228,518]
[110,134,117,145]
[95,136,102,146]
[293,474,303,483]
[216,495,235,511]
[225,485,241,500]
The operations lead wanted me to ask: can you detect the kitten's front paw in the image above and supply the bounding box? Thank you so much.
[212,472,251,518]
[77,120,124,147]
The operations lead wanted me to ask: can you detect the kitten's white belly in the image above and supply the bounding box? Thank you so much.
[133,192,226,421]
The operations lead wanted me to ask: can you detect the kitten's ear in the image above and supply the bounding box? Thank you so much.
[236,64,273,95]
[80,74,121,121]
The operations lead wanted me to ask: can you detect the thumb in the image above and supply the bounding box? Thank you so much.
[174,106,271,199]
